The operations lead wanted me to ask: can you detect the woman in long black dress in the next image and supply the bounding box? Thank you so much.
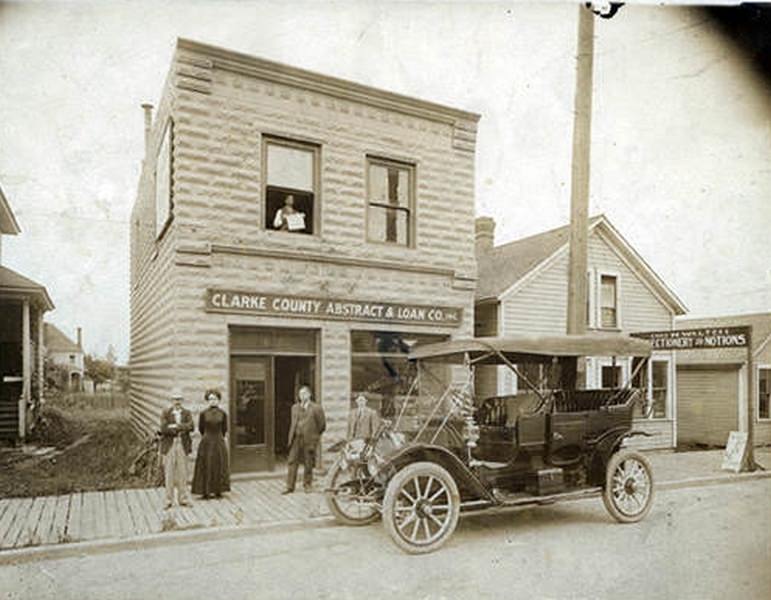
[192,389,230,499]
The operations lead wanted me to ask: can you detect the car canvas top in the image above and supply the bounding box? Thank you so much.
[408,334,652,364]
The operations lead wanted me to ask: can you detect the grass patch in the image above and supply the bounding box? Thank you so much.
[0,402,154,498]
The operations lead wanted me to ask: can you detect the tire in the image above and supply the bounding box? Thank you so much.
[382,462,460,554]
[602,449,655,523]
[324,459,380,526]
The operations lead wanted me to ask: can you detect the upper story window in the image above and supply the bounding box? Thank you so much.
[264,138,318,235]
[599,273,619,329]
[367,157,414,246]
[155,121,173,239]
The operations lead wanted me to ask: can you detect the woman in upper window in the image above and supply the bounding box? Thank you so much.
[272,194,305,232]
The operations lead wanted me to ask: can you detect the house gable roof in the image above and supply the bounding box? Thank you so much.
[0,184,21,235]
[0,265,54,311]
[44,323,81,353]
[476,214,687,316]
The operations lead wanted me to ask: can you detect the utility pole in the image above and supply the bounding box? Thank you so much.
[566,4,596,338]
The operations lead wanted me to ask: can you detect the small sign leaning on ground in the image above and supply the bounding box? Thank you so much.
[722,432,749,473]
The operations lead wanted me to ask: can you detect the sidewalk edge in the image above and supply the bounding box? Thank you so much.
[0,515,336,567]
[1,470,768,566]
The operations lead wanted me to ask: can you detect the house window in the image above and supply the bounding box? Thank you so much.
[264,138,318,235]
[599,273,619,329]
[155,121,173,238]
[601,365,622,388]
[649,360,669,419]
[631,357,669,419]
[759,367,771,420]
[367,158,414,246]
[350,331,446,418]
[591,357,630,390]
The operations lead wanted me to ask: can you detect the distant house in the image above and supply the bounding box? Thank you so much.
[474,214,687,450]
[0,184,54,443]
[675,312,771,448]
[44,324,86,392]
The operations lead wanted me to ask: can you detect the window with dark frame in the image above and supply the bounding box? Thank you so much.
[264,138,317,235]
[367,158,413,246]
[759,367,770,420]
[599,274,618,329]
[155,121,173,238]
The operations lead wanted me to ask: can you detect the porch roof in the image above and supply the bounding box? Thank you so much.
[0,265,54,311]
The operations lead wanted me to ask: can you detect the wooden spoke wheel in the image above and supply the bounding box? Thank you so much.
[602,450,655,523]
[383,462,460,554]
[324,459,380,526]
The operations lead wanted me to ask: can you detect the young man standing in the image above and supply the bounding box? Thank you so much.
[283,385,326,494]
[159,387,194,508]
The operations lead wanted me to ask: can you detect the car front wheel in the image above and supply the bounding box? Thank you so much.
[382,461,460,554]
[602,449,655,523]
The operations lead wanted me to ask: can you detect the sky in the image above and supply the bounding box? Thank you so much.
[0,0,769,363]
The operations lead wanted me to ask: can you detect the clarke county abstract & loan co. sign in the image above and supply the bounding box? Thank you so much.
[205,289,463,327]
[631,326,750,351]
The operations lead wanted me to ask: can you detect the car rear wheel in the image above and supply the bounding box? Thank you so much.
[324,459,380,526]
[382,462,460,554]
[602,450,654,523]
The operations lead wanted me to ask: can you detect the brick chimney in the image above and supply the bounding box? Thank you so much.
[76,327,82,350]
[141,103,153,158]
[475,217,495,254]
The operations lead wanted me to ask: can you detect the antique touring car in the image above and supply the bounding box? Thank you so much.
[325,334,656,554]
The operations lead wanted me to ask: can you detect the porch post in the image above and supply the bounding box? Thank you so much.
[38,310,45,404]
[21,299,31,440]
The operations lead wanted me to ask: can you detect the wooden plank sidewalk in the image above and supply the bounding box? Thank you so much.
[0,480,331,552]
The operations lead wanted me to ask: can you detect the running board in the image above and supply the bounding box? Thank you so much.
[461,486,603,512]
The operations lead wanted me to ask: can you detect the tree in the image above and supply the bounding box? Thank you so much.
[84,354,115,385]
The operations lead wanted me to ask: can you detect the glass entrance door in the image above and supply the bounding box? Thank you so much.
[230,356,273,472]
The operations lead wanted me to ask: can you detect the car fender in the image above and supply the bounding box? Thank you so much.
[587,428,652,485]
[376,444,495,503]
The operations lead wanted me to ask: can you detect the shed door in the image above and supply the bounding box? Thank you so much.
[677,368,738,447]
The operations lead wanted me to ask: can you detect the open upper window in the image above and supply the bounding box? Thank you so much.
[264,138,318,235]
[155,121,173,239]
[367,157,414,246]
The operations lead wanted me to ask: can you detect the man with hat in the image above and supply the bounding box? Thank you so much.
[159,387,194,508]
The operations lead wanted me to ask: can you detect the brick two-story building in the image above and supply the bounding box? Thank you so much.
[129,39,479,472]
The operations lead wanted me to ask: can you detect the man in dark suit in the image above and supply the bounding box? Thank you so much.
[347,393,380,441]
[159,387,194,508]
[283,385,326,494]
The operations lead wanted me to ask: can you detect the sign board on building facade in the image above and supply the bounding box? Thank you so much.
[631,326,750,351]
[634,325,759,472]
[205,289,463,327]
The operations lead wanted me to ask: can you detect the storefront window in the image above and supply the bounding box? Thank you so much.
[264,138,317,234]
[367,158,413,246]
[759,367,770,420]
[350,331,446,418]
